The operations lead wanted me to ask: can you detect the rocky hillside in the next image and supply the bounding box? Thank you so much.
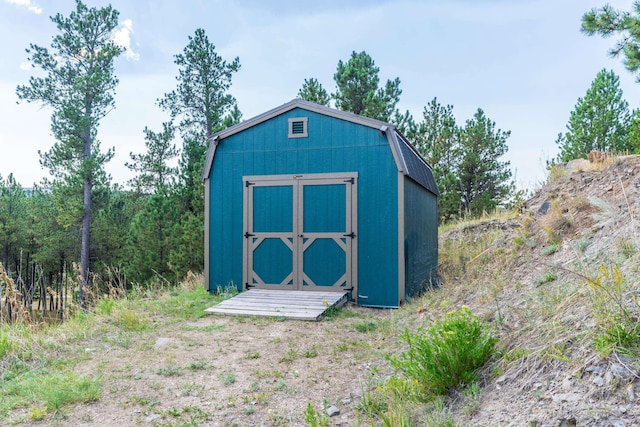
[439,155,640,426]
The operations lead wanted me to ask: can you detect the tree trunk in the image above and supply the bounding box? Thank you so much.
[80,131,92,310]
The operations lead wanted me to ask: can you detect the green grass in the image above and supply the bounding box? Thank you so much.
[0,332,15,359]
[0,369,101,418]
[304,401,330,427]
[245,351,261,359]
[303,346,318,358]
[188,360,208,371]
[140,286,224,321]
[355,321,377,333]
[535,271,557,286]
[218,372,236,385]
[156,365,184,377]
[278,348,299,364]
[114,308,151,331]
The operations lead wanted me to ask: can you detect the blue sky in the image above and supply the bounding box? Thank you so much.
[1,0,639,190]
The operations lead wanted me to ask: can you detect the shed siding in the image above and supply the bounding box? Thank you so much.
[208,107,399,307]
[404,176,438,297]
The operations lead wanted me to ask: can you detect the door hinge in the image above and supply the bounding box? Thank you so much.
[245,181,254,187]
[245,282,255,290]
[343,232,356,239]
[344,177,354,184]
[244,232,255,238]
[344,287,354,292]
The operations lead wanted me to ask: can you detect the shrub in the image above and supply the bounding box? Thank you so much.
[390,306,497,397]
[587,264,640,356]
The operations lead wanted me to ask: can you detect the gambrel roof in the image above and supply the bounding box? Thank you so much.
[202,99,439,197]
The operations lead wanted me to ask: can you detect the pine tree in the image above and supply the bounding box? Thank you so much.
[0,174,27,274]
[126,122,178,194]
[557,69,631,161]
[158,28,241,279]
[414,98,462,221]
[16,1,123,308]
[582,4,640,79]
[127,193,179,283]
[457,109,514,215]
[159,28,240,144]
[297,78,331,106]
[333,51,401,122]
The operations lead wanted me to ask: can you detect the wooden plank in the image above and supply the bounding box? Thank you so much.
[222,295,340,304]
[232,291,345,302]
[211,298,345,310]
[214,301,330,310]
[204,306,327,321]
[205,310,321,318]
[208,302,329,312]
[205,308,321,321]
[204,289,347,321]
[228,294,343,303]
[242,289,346,298]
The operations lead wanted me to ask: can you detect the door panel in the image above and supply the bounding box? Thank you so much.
[251,237,294,287]
[244,174,356,294]
[253,185,293,233]
[301,237,347,288]
[299,181,351,290]
[302,184,346,233]
[247,182,295,289]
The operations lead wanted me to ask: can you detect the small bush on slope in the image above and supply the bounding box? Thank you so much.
[389,306,498,398]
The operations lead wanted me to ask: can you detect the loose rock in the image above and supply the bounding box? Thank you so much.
[326,405,340,417]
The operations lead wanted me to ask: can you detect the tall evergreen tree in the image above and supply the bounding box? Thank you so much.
[159,28,240,144]
[124,122,181,284]
[16,1,123,308]
[159,28,241,212]
[158,28,241,279]
[457,109,514,215]
[333,51,401,122]
[557,69,632,161]
[297,78,331,106]
[414,98,462,222]
[582,3,640,79]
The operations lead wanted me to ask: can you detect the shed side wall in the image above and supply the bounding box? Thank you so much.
[404,176,439,298]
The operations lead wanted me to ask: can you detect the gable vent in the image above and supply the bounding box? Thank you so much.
[288,117,308,138]
[292,121,304,134]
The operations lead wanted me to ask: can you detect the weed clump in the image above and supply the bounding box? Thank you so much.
[390,306,497,397]
[587,264,640,356]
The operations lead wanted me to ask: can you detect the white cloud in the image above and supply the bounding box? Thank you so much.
[19,61,31,71]
[5,0,42,14]
[112,19,140,61]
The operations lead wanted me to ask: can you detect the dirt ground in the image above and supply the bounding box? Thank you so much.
[10,306,401,427]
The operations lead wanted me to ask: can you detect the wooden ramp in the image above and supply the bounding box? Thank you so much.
[205,289,348,321]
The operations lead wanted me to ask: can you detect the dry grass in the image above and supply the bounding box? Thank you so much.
[0,263,31,324]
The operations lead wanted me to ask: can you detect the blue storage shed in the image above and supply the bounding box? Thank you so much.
[202,99,439,308]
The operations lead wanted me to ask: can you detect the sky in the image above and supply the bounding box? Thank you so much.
[1,0,640,191]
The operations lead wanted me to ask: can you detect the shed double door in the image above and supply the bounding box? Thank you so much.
[243,173,357,293]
